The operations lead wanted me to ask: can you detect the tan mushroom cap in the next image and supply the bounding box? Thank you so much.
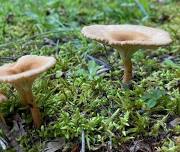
[0,55,56,82]
[0,92,7,103]
[81,24,172,48]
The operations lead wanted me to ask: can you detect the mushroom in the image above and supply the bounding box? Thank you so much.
[0,55,56,128]
[81,24,172,84]
[0,92,7,125]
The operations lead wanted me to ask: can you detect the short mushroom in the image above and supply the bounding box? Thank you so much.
[0,55,56,128]
[0,92,7,125]
[81,24,172,84]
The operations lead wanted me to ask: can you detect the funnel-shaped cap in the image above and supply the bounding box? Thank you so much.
[82,24,172,49]
[0,55,56,83]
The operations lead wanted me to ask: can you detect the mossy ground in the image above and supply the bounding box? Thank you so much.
[0,0,179,151]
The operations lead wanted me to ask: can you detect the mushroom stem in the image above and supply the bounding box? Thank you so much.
[14,81,41,128]
[122,58,132,83]
[118,49,133,84]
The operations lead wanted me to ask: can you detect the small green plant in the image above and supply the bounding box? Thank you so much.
[142,88,166,108]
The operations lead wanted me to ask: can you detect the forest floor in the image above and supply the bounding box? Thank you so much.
[0,0,179,151]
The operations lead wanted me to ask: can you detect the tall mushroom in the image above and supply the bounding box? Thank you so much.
[0,92,7,125]
[81,24,172,84]
[0,55,56,128]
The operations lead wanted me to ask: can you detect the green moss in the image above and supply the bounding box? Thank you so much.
[0,0,179,151]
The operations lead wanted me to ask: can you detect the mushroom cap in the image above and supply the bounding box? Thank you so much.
[81,24,172,49]
[0,55,56,82]
[0,92,7,103]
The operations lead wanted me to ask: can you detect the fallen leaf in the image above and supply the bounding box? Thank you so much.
[0,137,8,150]
[0,114,24,152]
[71,144,80,152]
[86,55,111,69]
[169,118,180,128]
[130,140,153,152]
[43,138,65,152]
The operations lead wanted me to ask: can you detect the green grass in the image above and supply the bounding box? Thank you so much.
[0,0,179,151]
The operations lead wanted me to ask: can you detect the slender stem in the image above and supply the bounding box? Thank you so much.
[122,58,132,83]
[14,81,41,128]
[117,48,134,84]
[30,106,42,128]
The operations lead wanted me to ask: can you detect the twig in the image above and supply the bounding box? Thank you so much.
[97,67,110,75]
[0,57,18,61]
[86,55,111,69]
[81,130,85,152]
[108,136,112,152]
[0,28,80,49]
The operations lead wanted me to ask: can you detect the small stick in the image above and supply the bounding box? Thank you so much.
[0,28,79,49]
[81,130,85,152]
[0,57,17,61]
[86,55,111,69]
[108,137,112,152]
